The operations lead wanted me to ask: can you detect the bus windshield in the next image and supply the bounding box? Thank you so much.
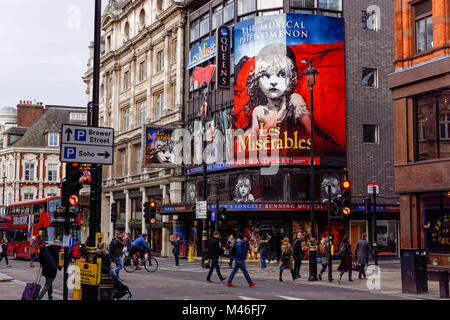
[40,226,81,245]
[48,198,62,215]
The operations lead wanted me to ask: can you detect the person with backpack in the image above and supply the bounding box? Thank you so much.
[226,234,235,268]
[226,233,257,288]
[337,234,353,283]
[279,237,295,281]
[38,240,62,300]
[109,231,125,281]
[0,238,11,267]
[318,236,332,281]
[292,232,303,279]
[206,231,225,282]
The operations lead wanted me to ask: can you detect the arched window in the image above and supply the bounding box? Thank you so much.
[139,9,146,29]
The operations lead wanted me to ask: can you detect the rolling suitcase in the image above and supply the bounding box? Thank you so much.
[21,267,42,300]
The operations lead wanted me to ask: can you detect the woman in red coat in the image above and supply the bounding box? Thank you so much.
[337,235,353,283]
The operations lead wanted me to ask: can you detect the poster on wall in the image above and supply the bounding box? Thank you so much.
[234,14,346,164]
[144,126,176,167]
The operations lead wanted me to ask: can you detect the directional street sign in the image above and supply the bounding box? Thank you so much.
[60,124,114,165]
[196,201,207,219]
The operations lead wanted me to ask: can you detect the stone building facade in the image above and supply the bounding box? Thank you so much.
[83,0,187,257]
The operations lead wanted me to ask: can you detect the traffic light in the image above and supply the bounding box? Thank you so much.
[62,163,83,207]
[364,197,372,214]
[342,180,351,207]
[332,194,343,217]
[149,201,157,224]
[143,202,150,224]
[111,203,117,224]
[219,207,227,220]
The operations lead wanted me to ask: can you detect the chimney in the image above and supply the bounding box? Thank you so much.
[16,100,45,127]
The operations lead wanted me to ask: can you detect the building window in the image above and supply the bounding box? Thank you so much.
[157,51,164,72]
[212,5,223,30]
[199,14,210,38]
[122,107,130,132]
[123,71,130,90]
[238,0,256,16]
[24,193,34,200]
[318,0,342,11]
[70,112,86,121]
[48,132,59,146]
[362,67,377,87]
[48,164,58,182]
[24,163,35,181]
[258,0,283,10]
[139,61,146,82]
[361,10,377,30]
[416,88,450,161]
[223,0,235,23]
[156,93,164,119]
[291,0,315,8]
[137,101,147,127]
[415,0,433,53]
[124,21,130,41]
[363,124,379,144]
[420,192,450,253]
[190,19,199,43]
[139,9,146,30]
[120,150,126,177]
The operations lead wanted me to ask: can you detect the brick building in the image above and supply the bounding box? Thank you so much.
[0,101,86,204]
[388,0,449,265]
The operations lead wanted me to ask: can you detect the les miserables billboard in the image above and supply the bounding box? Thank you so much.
[233,14,346,165]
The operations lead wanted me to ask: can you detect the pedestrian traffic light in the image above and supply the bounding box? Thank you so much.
[62,163,83,207]
[332,195,343,217]
[219,207,227,220]
[111,203,117,223]
[342,180,351,207]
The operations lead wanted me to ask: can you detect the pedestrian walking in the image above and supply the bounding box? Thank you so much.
[267,234,276,263]
[355,233,374,279]
[279,237,295,281]
[258,235,270,269]
[337,235,353,283]
[206,231,225,282]
[123,233,132,256]
[109,231,125,280]
[226,234,235,268]
[292,232,303,279]
[170,235,183,266]
[29,236,37,267]
[38,240,62,300]
[318,236,332,281]
[226,233,257,288]
[0,238,11,267]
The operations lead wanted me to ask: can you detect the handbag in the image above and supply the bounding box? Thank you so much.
[21,267,42,300]
[351,261,360,271]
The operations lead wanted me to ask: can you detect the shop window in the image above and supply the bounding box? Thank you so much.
[421,192,450,253]
[362,67,377,87]
[376,220,398,255]
[363,124,379,144]
[414,0,433,53]
[415,88,450,161]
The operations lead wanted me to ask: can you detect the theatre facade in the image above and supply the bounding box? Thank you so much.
[157,0,399,259]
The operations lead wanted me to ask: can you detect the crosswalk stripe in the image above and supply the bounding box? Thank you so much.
[238,296,263,300]
[276,295,306,300]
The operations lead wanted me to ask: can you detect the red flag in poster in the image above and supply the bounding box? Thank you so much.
[191,65,216,88]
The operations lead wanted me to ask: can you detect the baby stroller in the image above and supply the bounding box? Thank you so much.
[112,270,132,300]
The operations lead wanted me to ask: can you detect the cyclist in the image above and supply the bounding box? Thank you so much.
[128,233,151,268]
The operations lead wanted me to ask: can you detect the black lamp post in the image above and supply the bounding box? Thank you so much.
[303,59,319,282]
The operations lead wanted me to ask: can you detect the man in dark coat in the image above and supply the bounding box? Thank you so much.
[292,232,303,279]
[355,233,374,279]
[110,232,125,280]
[170,235,183,266]
[38,240,62,300]
[206,231,225,282]
[337,235,353,283]
[258,235,270,269]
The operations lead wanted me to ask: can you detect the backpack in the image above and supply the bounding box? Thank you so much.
[108,239,116,254]
[337,243,347,258]
[281,251,291,264]
[319,243,328,257]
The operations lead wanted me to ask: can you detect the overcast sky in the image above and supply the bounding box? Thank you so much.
[0,1,108,108]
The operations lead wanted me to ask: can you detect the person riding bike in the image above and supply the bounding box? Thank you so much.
[128,234,151,267]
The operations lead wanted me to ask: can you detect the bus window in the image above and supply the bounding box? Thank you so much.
[48,198,60,215]
[39,203,46,213]
[24,205,31,215]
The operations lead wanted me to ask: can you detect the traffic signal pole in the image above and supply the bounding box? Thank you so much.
[327,186,333,282]
[372,189,378,266]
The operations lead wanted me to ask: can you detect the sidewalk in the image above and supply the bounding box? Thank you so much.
[0,272,64,300]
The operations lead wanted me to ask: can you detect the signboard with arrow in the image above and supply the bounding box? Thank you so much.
[60,124,114,165]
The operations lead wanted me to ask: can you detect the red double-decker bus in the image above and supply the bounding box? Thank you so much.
[5,196,82,259]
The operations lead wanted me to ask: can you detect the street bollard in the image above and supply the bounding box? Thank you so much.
[188,246,194,262]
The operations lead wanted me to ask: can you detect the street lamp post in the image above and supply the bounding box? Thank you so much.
[304,59,319,282]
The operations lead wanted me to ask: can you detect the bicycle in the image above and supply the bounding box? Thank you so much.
[123,251,158,273]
